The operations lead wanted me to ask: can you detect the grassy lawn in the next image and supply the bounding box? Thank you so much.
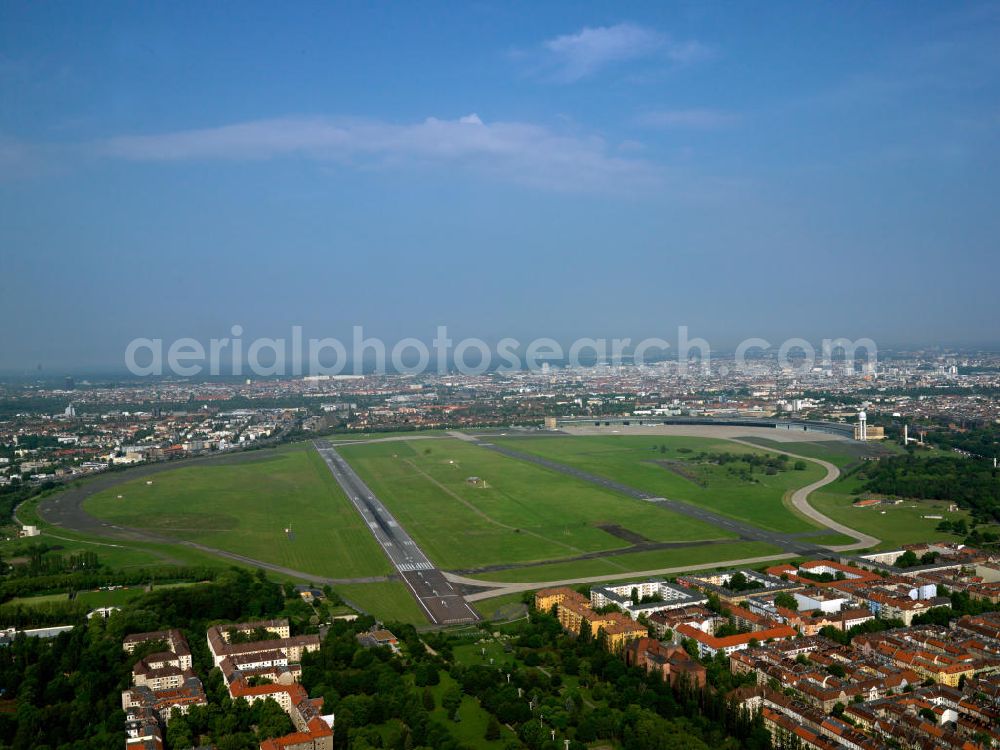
[6,519,333,584]
[416,671,518,748]
[491,435,830,534]
[326,429,451,442]
[337,439,734,571]
[19,478,252,571]
[468,540,785,583]
[453,638,518,668]
[75,582,203,608]
[83,444,392,579]
[810,474,982,550]
[7,592,70,606]
[1,509,224,570]
[333,581,428,623]
[736,437,897,469]
[1,534,168,570]
[472,592,530,621]
[6,582,206,610]
[74,588,146,607]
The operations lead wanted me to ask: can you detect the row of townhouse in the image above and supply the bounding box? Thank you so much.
[852,627,999,687]
[732,687,879,750]
[736,680,1000,749]
[728,615,1000,748]
[730,636,922,712]
[844,690,997,750]
[669,603,798,658]
[766,560,952,626]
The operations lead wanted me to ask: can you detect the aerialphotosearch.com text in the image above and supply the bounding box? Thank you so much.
[125,325,878,378]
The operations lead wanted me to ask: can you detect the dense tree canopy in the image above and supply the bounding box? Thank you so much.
[859,454,1000,522]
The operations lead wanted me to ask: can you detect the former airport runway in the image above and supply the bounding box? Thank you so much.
[313,440,480,625]
[461,434,836,558]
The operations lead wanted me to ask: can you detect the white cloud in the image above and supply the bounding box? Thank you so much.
[533,23,710,82]
[97,114,656,192]
[0,134,67,180]
[636,109,738,129]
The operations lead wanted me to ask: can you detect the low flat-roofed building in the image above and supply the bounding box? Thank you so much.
[356,627,399,651]
[675,621,797,658]
[590,579,707,619]
[677,569,800,604]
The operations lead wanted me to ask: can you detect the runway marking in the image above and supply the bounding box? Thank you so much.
[314,440,479,625]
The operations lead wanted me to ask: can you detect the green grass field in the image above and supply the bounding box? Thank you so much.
[467,540,785,583]
[337,438,737,571]
[326,430,451,442]
[2,535,166,570]
[56,432,898,625]
[6,592,70,607]
[83,444,392,579]
[414,671,519,748]
[472,592,530,621]
[490,435,830,534]
[2,503,235,571]
[809,472,982,550]
[7,582,205,610]
[333,581,429,623]
[736,437,899,469]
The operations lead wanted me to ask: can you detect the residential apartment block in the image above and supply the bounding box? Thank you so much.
[210,619,333,750]
[589,579,707,619]
[207,617,320,667]
[534,587,647,652]
[120,629,206,750]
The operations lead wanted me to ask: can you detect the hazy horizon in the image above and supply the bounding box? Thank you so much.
[2,2,999,370]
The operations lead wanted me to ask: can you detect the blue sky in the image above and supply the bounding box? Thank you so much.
[2,2,999,370]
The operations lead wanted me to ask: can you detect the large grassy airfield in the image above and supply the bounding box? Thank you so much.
[83,445,393,579]
[487,434,829,534]
[335,438,740,569]
[27,428,976,623]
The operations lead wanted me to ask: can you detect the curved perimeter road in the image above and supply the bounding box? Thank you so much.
[729,438,880,552]
[448,551,798,601]
[35,429,879,609]
[447,430,881,599]
[36,447,391,586]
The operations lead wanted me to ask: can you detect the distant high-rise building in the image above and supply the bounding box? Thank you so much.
[64,403,76,418]
[64,376,75,390]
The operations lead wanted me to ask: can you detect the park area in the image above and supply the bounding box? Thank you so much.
[83,444,393,580]
[77,433,863,586]
[489,434,833,534]
[335,437,745,571]
[55,430,988,624]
